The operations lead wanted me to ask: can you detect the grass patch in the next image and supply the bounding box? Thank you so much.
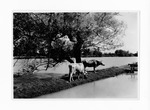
[14,66,126,98]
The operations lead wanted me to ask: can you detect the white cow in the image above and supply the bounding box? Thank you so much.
[68,63,87,82]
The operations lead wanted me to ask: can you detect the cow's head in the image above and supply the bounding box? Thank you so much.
[97,60,105,66]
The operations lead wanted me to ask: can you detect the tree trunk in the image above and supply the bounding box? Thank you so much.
[45,50,50,70]
[73,34,83,63]
[46,34,52,70]
[74,46,82,63]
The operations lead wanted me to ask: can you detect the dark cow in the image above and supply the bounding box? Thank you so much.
[82,60,105,73]
[128,62,138,73]
[127,62,138,78]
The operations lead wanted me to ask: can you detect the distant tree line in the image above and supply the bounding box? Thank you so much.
[81,49,138,57]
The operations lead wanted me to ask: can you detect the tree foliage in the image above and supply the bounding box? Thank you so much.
[13,12,126,70]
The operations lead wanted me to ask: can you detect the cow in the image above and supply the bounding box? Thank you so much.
[127,62,138,78]
[128,62,138,73]
[82,59,105,73]
[68,63,87,82]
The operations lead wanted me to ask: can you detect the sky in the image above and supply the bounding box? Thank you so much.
[104,12,138,53]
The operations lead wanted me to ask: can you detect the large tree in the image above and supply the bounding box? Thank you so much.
[13,12,126,70]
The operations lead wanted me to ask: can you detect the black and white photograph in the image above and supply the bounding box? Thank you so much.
[1,0,150,110]
[13,12,138,98]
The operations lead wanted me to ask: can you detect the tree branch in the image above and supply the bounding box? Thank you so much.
[13,59,19,67]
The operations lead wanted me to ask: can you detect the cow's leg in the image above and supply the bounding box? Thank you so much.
[69,71,73,82]
[69,73,72,82]
[83,70,87,79]
[84,67,86,73]
[68,65,74,82]
[71,73,74,81]
[71,70,76,81]
[93,67,96,73]
[70,72,75,82]
[77,71,81,80]
[68,65,71,82]
[84,72,87,79]
[84,66,87,76]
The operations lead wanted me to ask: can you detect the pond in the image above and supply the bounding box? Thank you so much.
[37,74,138,98]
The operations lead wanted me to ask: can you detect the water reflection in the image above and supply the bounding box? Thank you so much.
[37,74,138,98]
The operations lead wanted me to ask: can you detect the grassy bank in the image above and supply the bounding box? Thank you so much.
[14,66,127,98]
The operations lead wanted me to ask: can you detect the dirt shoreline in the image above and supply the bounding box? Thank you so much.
[14,66,128,98]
